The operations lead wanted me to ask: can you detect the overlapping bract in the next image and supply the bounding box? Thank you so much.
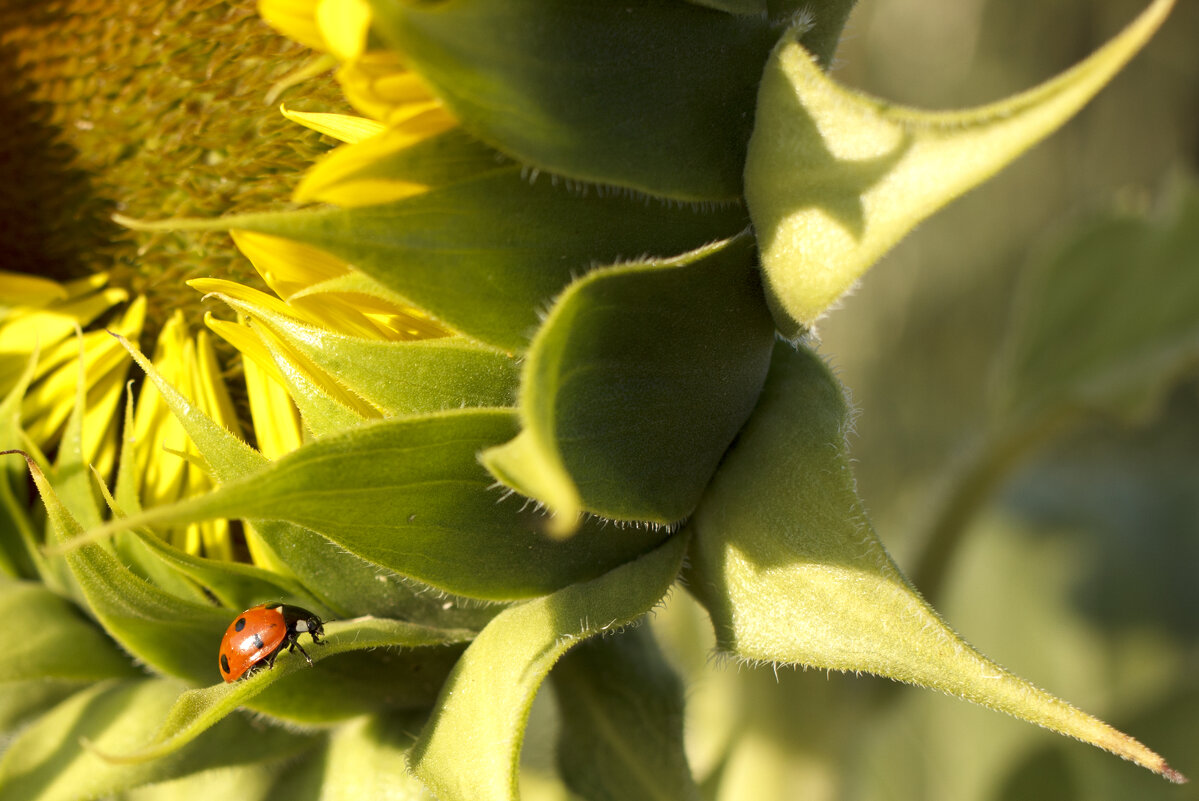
[1,1,1188,800]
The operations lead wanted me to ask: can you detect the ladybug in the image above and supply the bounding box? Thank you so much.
[218,603,325,682]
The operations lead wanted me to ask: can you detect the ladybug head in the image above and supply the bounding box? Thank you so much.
[278,604,325,643]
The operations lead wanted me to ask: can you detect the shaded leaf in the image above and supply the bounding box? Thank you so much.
[121,168,748,351]
[482,235,774,529]
[0,679,313,801]
[685,342,1184,783]
[409,531,690,801]
[366,0,779,201]
[552,627,700,801]
[0,351,42,579]
[99,616,471,763]
[994,182,1199,426]
[745,0,1174,333]
[80,410,670,601]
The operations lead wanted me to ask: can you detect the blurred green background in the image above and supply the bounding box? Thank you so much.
[652,2,1198,800]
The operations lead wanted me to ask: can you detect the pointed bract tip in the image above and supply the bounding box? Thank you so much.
[1162,765,1188,785]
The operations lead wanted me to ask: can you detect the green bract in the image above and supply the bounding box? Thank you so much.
[3,1,1192,800]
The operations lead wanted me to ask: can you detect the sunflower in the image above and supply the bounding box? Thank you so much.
[0,1,1187,799]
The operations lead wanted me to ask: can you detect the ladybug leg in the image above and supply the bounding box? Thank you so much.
[289,637,314,666]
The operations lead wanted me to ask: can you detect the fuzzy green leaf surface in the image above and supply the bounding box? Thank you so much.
[295,128,508,206]
[81,410,670,600]
[745,0,1175,333]
[99,617,473,763]
[552,627,701,801]
[0,679,313,801]
[0,353,40,580]
[0,580,139,684]
[409,531,689,801]
[686,342,1184,782]
[30,454,456,722]
[994,182,1199,426]
[208,295,520,416]
[482,236,774,529]
[24,452,230,685]
[125,168,748,352]
[118,334,500,624]
[268,713,435,801]
[366,0,779,201]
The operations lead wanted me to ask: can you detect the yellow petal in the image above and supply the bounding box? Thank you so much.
[293,128,432,206]
[280,105,385,144]
[0,271,68,306]
[316,0,372,61]
[258,0,326,52]
[242,352,304,459]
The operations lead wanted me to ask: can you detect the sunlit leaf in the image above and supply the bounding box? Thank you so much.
[410,532,689,801]
[206,293,520,417]
[482,235,774,530]
[745,0,1174,333]
[268,713,435,800]
[686,342,1184,783]
[0,679,313,801]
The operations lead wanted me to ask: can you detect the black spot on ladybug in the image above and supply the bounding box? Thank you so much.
[220,654,230,674]
[252,632,265,650]
[234,617,246,632]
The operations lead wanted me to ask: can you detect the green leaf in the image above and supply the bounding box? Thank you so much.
[481,235,774,529]
[79,410,671,601]
[685,342,1185,783]
[117,333,494,624]
[121,168,748,352]
[124,761,288,801]
[0,579,139,684]
[0,679,313,801]
[117,527,317,614]
[0,578,139,731]
[25,453,235,683]
[247,318,369,435]
[269,713,435,801]
[745,0,1175,334]
[0,682,85,735]
[28,452,473,723]
[0,351,41,579]
[993,182,1199,426]
[552,627,700,801]
[208,293,520,417]
[295,128,508,206]
[366,0,779,201]
[409,531,689,801]
[96,617,473,763]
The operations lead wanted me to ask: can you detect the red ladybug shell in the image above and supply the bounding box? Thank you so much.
[219,605,290,682]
